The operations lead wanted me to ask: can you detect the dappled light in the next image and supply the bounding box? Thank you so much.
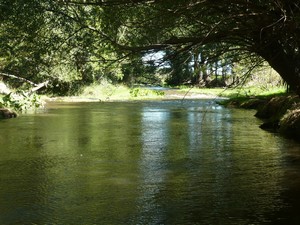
[2,1,300,224]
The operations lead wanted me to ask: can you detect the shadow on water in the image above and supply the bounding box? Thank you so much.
[1,99,300,224]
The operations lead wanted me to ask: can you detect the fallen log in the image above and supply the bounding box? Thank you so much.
[29,80,49,94]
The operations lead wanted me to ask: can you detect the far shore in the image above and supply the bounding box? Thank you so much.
[44,89,223,103]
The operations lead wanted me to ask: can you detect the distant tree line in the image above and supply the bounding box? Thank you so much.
[0,0,298,94]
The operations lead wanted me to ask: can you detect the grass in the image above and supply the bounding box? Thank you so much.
[80,83,131,101]
[179,85,287,98]
[78,82,165,101]
[66,82,287,102]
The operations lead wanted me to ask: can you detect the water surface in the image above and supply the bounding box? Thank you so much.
[1,99,300,224]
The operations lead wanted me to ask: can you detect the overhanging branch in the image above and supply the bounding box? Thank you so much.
[0,72,37,86]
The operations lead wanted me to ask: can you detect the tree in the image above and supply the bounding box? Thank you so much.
[2,0,299,93]
[164,50,192,85]
[0,0,48,85]
[0,0,125,94]
[64,0,300,92]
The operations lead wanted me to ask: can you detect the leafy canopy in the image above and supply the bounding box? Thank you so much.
[66,0,300,90]
[1,0,300,92]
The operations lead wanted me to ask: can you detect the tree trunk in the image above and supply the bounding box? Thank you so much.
[193,52,201,84]
[257,42,300,94]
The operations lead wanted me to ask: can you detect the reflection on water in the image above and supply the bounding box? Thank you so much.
[1,100,300,224]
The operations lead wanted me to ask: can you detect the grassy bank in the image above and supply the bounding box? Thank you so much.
[221,91,300,141]
[179,85,287,99]
[47,83,166,102]
[45,83,287,102]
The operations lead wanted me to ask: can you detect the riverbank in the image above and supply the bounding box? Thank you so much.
[45,84,300,140]
[45,84,224,103]
[223,94,300,140]
[46,83,286,102]
[2,80,299,140]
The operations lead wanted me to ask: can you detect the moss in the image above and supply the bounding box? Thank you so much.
[251,95,300,135]
[248,95,300,139]
[223,93,300,140]
[255,96,286,119]
[255,95,299,119]
[279,109,300,138]
[239,98,267,109]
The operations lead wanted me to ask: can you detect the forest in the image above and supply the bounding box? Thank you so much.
[1,1,299,94]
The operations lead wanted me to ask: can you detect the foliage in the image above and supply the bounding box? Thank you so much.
[79,81,165,101]
[1,0,300,96]
[80,81,130,100]
[0,0,124,93]
[130,87,164,98]
[121,55,159,85]
[0,91,43,112]
[72,0,300,92]
[164,50,193,85]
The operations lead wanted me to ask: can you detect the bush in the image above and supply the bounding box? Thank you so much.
[0,91,43,112]
[130,88,164,98]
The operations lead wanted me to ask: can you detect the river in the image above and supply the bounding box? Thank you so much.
[1,99,300,224]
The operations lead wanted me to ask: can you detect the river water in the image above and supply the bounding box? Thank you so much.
[1,99,300,225]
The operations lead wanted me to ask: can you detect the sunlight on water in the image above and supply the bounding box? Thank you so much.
[1,100,300,224]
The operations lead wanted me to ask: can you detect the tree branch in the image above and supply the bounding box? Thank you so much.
[0,72,37,86]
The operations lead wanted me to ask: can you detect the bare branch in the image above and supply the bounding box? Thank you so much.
[0,72,37,86]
